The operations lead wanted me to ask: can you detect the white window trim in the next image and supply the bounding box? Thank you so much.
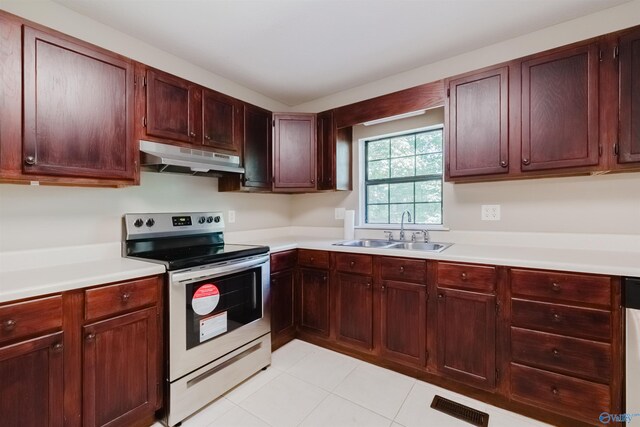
[357,124,449,231]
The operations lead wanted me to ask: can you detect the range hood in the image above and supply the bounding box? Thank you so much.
[139,140,244,175]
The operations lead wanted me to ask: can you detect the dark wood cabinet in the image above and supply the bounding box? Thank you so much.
[273,113,316,191]
[520,43,600,172]
[83,307,158,427]
[270,250,297,350]
[0,332,64,427]
[297,267,330,337]
[618,28,640,164]
[145,68,200,144]
[202,89,243,155]
[446,66,509,177]
[22,25,136,181]
[334,272,374,352]
[316,111,335,190]
[242,104,272,189]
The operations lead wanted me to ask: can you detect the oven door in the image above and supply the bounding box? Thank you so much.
[168,254,270,381]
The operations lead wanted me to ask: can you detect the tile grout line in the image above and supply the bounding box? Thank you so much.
[294,389,333,427]
[391,380,417,423]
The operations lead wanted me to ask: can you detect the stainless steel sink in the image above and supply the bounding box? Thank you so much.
[333,239,398,248]
[333,239,452,252]
[388,241,452,252]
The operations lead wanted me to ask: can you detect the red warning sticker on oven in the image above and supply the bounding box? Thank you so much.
[192,284,220,315]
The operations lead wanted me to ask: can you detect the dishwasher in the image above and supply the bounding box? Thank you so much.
[625,277,640,414]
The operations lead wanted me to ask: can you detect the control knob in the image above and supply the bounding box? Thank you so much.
[214,216,221,223]
[206,216,214,223]
[133,218,144,228]
[146,218,155,227]
[198,216,206,224]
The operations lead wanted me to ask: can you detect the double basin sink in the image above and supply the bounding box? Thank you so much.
[333,239,452,252]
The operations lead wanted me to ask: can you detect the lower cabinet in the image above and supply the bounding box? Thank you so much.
[270,268,296,349]
[0,332,65,427]
[334,272,374,352]
[83,307,158,427]
[297,267,330,337]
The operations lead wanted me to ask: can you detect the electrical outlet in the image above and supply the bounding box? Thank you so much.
[481,205,501,221]
[335,207,345,220]
[228,210,236,223]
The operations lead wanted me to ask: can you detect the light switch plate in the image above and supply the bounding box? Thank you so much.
[481,205,501,221]
[335,207,345,220]
[228,210,236,223]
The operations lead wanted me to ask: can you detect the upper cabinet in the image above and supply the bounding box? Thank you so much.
[446,66,509,178]
[618,27,640,164]
[317,110,353,191]
[273,113,317,191]
[520,44,600,171]
[139,66,242,155]
[242,104,272,189]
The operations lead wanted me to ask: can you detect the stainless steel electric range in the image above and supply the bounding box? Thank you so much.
[123,212,271,426]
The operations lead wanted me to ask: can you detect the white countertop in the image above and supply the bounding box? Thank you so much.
[234,235,640,278]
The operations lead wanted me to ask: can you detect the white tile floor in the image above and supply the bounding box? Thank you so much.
[161,339,551,427]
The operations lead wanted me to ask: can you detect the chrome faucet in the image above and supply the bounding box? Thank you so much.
[399,210,412,241]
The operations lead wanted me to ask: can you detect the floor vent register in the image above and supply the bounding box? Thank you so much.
[430,395,490,427]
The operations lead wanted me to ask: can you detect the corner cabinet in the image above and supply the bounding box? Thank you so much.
[617,27,640,164]
[21,24,136,182]
[243,104,273,189]
[445,66,509,178]
[270,250,298,350]
[273,113,317,191]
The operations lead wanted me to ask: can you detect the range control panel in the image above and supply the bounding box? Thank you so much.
[124,212,224,239]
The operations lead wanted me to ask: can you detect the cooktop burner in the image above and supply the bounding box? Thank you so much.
[123,212,269,271]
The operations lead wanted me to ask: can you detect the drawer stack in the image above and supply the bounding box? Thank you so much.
[508,269,618,424]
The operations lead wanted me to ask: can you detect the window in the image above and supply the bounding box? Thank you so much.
[364,127,443,225]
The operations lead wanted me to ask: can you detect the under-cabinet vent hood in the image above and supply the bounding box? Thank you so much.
[139,140,244,176]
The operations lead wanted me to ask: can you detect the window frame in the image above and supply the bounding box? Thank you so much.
[358,124,447,230]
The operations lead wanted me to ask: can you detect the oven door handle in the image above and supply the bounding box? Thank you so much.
[171,255,269,284]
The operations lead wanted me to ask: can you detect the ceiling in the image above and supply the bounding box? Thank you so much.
[54,0,630,106]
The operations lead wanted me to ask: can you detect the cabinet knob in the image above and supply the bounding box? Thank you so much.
[551,386,559,396]
[381,285,386,292]
[121,292,131,302]
[522,158,531,166]
[204,135,212,140]
[552,313,561,322]
[189,131,196,137]
[322,276,327,281]
[52,342,64,352]
[438,293,444,299]
[350,261,355,268]
[500,160,508,168]
[310,257,314,262]
[461,272,467,280]
[86,333,96,342]
[310,179,315,184]
[272,278,277,284]
[399,266,405,273]
[552,348,560,357]
[366,283,371,289]
[24,156,36,166]
[551,282,560,292]
[3,319,16,331]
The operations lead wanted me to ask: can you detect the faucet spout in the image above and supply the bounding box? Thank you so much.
[400,210,412,241]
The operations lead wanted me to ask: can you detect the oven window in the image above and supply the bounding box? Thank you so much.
[185,266,262,349]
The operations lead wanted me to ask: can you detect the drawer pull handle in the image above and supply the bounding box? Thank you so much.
[551,282,560,292]
[86,333,96,342]
[552,313,561,322]
[461,272,468,281]
[3,319,16,331]
[552,348,560,357]
[400,266,405,273]
[121,292,131,302]
[551,386,559,396]
[52,342,64,352]
[350,261,355,268]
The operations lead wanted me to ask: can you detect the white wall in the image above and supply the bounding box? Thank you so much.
[0,173,291,251]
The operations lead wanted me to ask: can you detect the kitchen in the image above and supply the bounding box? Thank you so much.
[1,0,639,426]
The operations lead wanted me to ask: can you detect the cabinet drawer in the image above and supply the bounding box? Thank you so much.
[510,363,610,423]
[85,276,159,321]
[378,257,426,283]
[0,295,62,344]
[511,327,611,383]
[511,299,611,342]
[511,269,611,307]
[437,262,496,293]
[297,250,329,269]
[334,253,373,276]
[271,250,297,273]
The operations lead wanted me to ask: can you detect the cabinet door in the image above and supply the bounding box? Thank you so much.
[271,269,296,350]
[146,69,201,144]
[83,307,158,427]
[335,272,374,352]
[273,113,316,191]
[0,332,64,427]
[316,110,335,190]
[521,44,599,171]
[618,28,640,164]
[297,268,330,337]
[380,280,426,367]
[436,288,496,391]
[203,89,242,155]
[243,104,272,188]
[447,66,509,177]
[22,26,135,180]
